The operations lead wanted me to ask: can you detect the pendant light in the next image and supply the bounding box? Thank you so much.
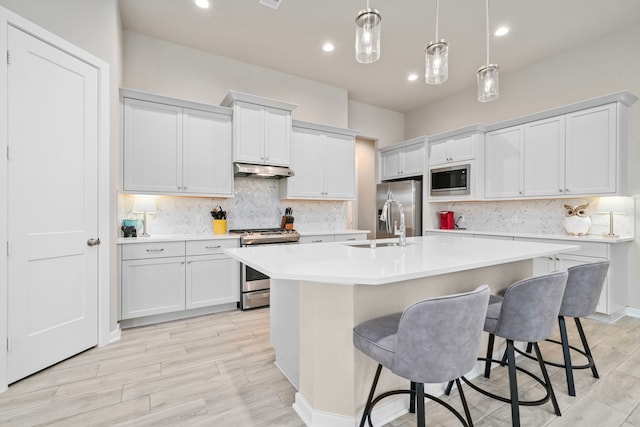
[477,0,499,102]
[425,0,448,84]
[355,0,382,64]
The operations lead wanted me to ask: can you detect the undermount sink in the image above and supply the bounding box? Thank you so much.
[347,242,415,248]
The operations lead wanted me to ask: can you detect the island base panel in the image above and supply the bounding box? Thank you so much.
[297,260,532,424]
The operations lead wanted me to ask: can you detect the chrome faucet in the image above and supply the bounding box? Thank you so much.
[380,198,406,247]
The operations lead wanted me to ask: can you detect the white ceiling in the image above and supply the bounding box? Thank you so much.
[118,0,640,113]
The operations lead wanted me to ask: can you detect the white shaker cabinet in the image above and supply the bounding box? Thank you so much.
[123,98,183,193]
[182,108,233,195]
[565,103,617,195]
[485,126,524,198]
[120,238,240,325]
[484,99,628,200]
[428,133,476,166]
[221,91,297,167]
[185,240,240,309]
[516,237,628,316]
[121,241,186,320]
[281,121,358,200]
[232,101,292,166]
[523,116,566,197]
[122,90,234,197]
[380,138,425,180]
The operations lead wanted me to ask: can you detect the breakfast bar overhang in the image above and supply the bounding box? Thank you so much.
[225,235,579,427]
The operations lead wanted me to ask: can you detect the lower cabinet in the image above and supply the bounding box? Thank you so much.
[122,256,186,319]
[515,238,628,316]
[120,239,240,322]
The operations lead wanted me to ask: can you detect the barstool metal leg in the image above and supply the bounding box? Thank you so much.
[410,381,416,413]
[416,382,426,427]
[575,317,599,379]
[532,342,561,416]
[558,316,576,396]
[485,334,495,378]
[505,340,520,427]
[360,364,383,427]
[456,378,474,427]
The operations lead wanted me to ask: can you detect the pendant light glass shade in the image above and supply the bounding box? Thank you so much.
[425,40,448,84]
[477,64,499,102]
[425,0,448,84]
[478,0,499,102]
[355,6,382,64]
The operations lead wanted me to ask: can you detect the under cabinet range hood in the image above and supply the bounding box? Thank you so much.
[233,163,295,179]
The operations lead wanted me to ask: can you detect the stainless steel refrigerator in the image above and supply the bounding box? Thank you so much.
[376,180,422,239]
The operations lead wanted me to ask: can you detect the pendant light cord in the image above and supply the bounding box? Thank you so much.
[435,0,440,41]
[485,0,490,66]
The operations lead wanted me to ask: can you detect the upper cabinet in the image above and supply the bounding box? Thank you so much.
[122,90,233,197]
[379,137,426,181]
[221,91,297,167]
[485,100,628,200]
[280,121,358,200]
[428,130,481,166]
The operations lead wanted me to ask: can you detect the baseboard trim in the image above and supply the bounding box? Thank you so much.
[119,303,238,329]
[293,391,408,427]
[108,326,121,344]
[626,307,640,319]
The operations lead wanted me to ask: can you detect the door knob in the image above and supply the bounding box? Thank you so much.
[87,238,101,246]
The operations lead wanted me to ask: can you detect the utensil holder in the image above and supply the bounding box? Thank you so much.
[213,219,227,235]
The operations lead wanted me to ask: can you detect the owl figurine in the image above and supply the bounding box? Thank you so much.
[562,203,592,236]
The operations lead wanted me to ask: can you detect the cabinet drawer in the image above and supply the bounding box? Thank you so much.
[517,238,608,258]
[334,233,367,242]
[300,235,334,244]
[122,241,185,260]
[186,239,240,256]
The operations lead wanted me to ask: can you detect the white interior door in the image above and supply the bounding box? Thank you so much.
[7,26,99,383]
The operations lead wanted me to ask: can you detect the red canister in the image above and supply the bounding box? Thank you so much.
[439,211,455,229]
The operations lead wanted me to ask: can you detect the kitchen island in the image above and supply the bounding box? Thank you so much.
[225,235,578,427]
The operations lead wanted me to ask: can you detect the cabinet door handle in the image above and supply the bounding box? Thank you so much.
[87,238,101,246]
[559,189,563,193]
[181,261,185,265]
[146,248,165,252]
[565,189,570,192]
[183,186,188,190]
[206,245,222,249]
[312,240,323,243]
[346,238,356,241]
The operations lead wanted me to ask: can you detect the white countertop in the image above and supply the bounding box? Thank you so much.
[224,235,579,285]
[425,228,634,243]
[118,234,240,244]
[117,229,368,244]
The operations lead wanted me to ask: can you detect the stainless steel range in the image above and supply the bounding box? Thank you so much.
[230,228,300,310]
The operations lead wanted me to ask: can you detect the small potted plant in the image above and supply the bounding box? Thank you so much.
[211,206,227,235]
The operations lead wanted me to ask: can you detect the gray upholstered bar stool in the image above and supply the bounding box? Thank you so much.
[520,261,609,396]
[446,270,569,427]
[353,285,490,427]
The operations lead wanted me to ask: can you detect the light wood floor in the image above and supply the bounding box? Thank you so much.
[0,309,639,426]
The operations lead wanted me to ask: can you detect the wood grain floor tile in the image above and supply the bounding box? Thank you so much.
[1,309,639,427]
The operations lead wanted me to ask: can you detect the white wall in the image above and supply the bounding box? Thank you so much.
[123,31,349,128]
[348,100,405,149]
[0,0,123,335]
[407,23,640,309]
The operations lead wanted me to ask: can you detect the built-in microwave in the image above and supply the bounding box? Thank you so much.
[430,164,471,196]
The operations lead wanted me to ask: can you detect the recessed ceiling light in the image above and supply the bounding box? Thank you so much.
[322,43,335,52]
[494,26,510,37]
[407,73,419,82]
[194,0,211,9]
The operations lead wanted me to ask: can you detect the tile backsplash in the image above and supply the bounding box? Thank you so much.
[118,177,349,236]
[432,196,635,237]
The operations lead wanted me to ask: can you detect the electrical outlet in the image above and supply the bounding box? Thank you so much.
[511,215,518,224]
[197,214,204,225]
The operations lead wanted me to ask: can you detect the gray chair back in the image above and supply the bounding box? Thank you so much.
[494,270,568,343]
[560,261,609,318]
[392,285,490,384]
